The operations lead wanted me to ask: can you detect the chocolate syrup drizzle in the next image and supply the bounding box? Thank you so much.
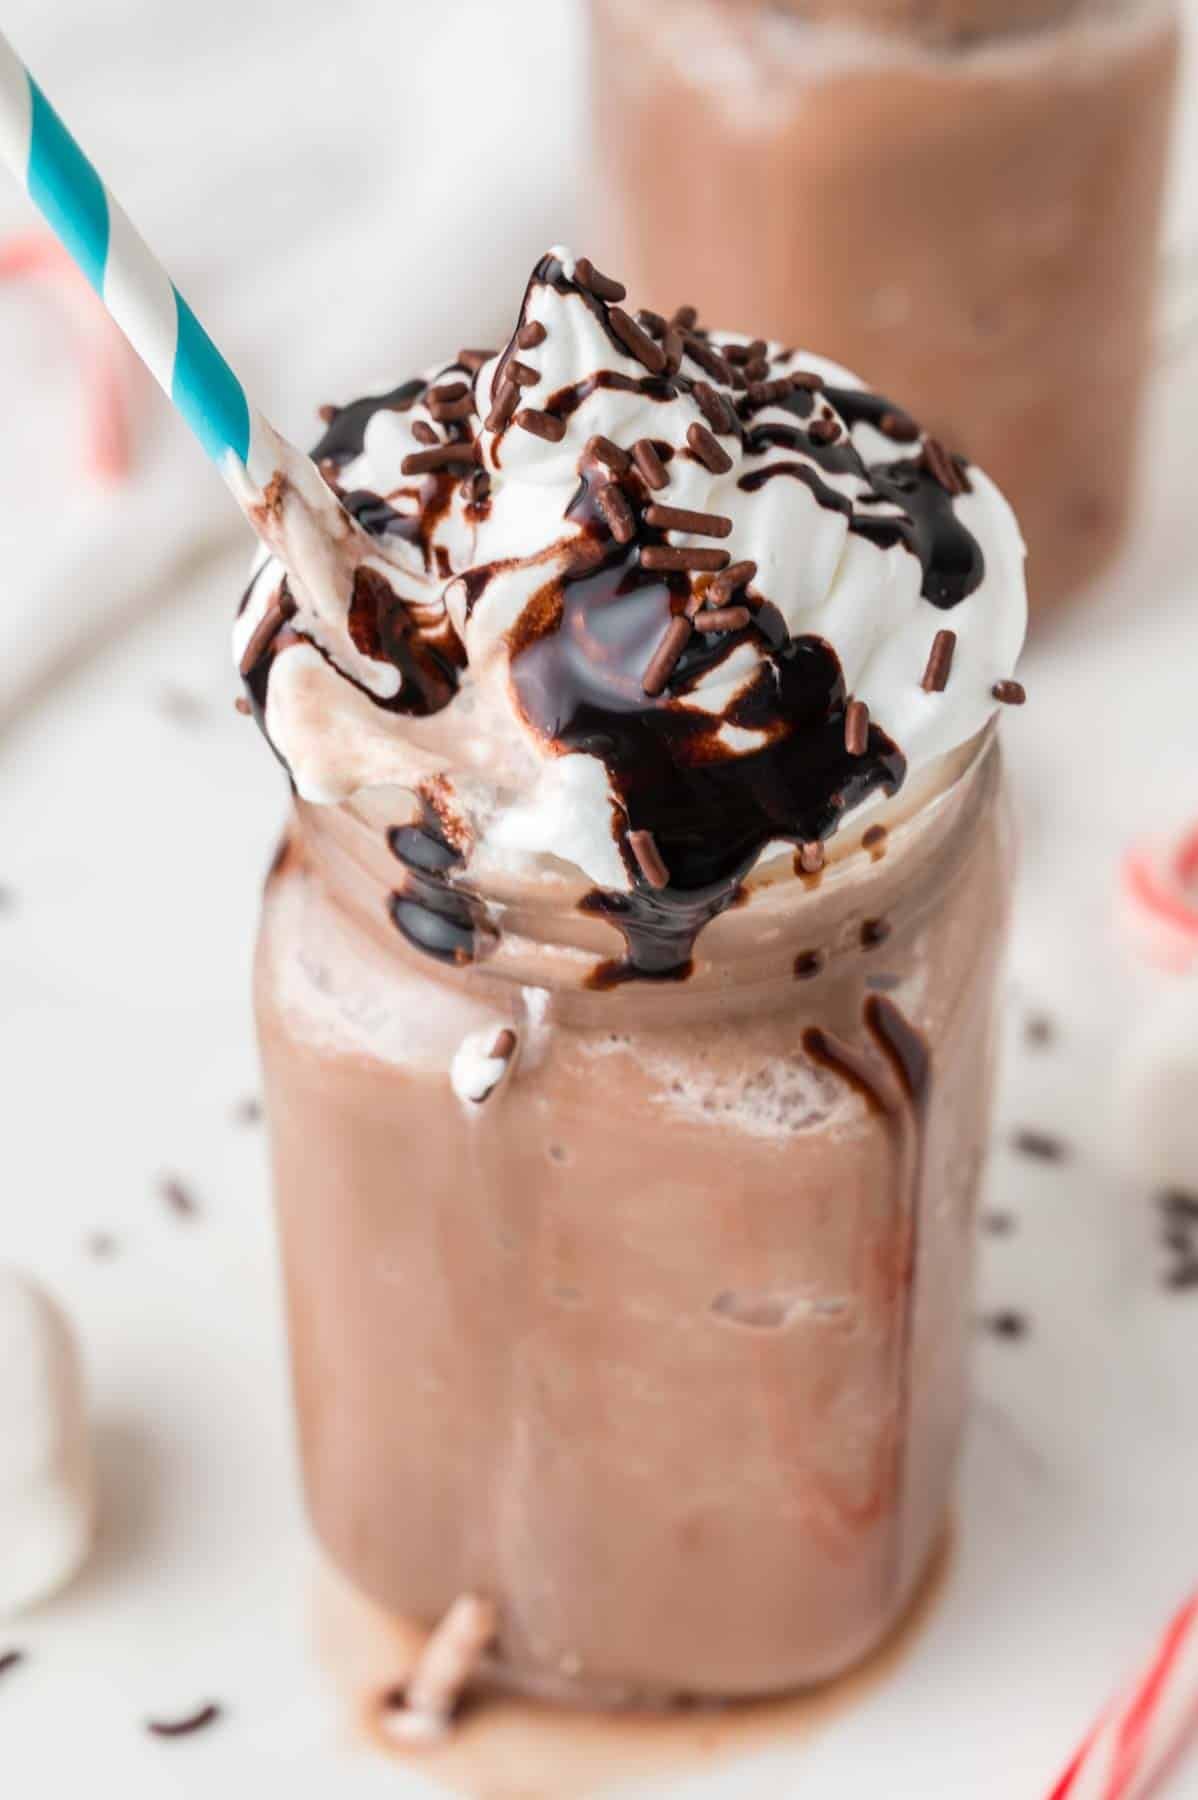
[243,253,989,983]
[313,378,429,466]
[510,532,904,984]
[804,994,931,1576]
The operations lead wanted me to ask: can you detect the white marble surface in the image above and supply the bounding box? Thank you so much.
[1,3,1198,1796]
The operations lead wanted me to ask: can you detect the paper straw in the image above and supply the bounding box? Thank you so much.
[0,27,365,607]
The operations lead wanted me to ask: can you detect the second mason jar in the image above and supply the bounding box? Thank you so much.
[589,0,1180,613]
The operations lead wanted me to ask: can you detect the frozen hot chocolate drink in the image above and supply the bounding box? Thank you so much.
[238,251,1027,1705]
[589,0,1180,612]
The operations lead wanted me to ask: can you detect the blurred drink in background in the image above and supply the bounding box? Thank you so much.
[588,0,1180,614]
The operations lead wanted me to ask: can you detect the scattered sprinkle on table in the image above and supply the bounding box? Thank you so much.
[1011,1128,1068,1163]
[160,1176,199,1218]
[146,1702,223,1739]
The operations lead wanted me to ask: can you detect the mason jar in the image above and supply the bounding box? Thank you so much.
[587,0,1180,613]
[254,724,1012,1706]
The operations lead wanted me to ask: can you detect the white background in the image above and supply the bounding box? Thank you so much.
[1,3,1197,1795]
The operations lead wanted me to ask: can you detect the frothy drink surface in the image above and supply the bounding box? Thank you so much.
[237,250,1027,1702]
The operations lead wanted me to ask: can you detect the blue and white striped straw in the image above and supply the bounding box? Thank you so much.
[0,28,331,519]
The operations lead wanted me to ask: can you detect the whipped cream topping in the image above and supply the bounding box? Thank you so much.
[237,248,1026,979]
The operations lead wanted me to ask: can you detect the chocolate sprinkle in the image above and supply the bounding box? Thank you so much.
[573,256,626,302]
[692,381,734,434]
[671,303,699,331]
[809,418,841,446]
[515,409,567,443]
[798,842,825,875]
[1024,1014,1056,1048]
[641,545,730,574]
[644,503,732,539]
[921,629,957,693]
[457,348,495,373]
[411,419,439,445]
[861,917,891,948]
[992,679,1026,706]
[0,1651,24,1678]
[587,434,631,475]
[983,1310,1028,1340]
[845,699,870,757]
[628,828,670,890]
[428,393,474,423]
[610,306,668,375]
[794,950,825,980]
[146,1703,223,1739]
[234,696,252,716]
[596,482,637,544]
[507,360,540,389]
[1012,1128,1066,1162]
[641,615,693,697]
[709,560,758,604]
[686,423,732,475]
[683,335,733,385]
[517,320,547,348]
[692,605,751,634]
[747,377,794,408]
[485,380,519,432]
[632,439,669,490]
[879,410,920,443]
[161,1176,198,1219]
[401,442,478,475]
[491,1027,518,1062]
[921,437,971,497]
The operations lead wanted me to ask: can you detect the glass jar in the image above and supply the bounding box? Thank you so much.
[255,731,1012,1705]
[587,0,1181,613]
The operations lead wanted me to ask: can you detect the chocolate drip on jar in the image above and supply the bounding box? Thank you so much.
[804,994,931,1584]
[387,798,494,968]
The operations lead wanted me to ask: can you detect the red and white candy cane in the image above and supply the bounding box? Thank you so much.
[0,228,132,482]
[1122,829,1198,972]
[1048,1591,1198,1799]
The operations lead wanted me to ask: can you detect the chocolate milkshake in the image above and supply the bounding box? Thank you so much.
[238,251,1028,1704]
[588,0,1180,612]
